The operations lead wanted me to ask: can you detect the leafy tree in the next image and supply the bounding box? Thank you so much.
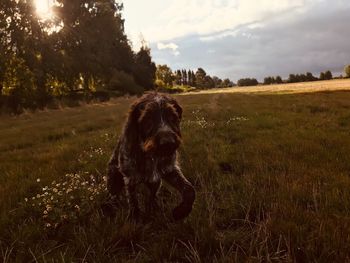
[156,65,173,87]
[195,68,207,88]
[108,69,142,95]
[204,75,214,89]
[237,78,258,87]
[275,76,283,84]
[263,76,273,85]
[288,74,297,83]
[299,74,307,82]
[319,72,326,80]
[306,72,316,82]
[212,76,222,88]
[174,70,181,85]
[187,70,193,86]
[189,70,196,86]
[2,56,36,113]
[54,0,135,91]
[264,76,283,84]
[0,0,152,112]
[344,65,350,78]
[222,78,234,87]
[0,0,49,107]
[133,46,156,90]
[324,70,332,80]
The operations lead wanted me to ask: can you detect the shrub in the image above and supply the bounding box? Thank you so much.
[344,65,350,78]
[237,78,258,87]
[92,91,110,102]
[2,56,36,113]
[107,70,144,95]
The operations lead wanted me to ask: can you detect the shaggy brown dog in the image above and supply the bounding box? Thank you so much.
[107,93,195,221]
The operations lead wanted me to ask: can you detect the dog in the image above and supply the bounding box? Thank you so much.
[107,93,195,221]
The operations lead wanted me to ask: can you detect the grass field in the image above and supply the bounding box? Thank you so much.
[185,79,350,95]
[1,80,350,262]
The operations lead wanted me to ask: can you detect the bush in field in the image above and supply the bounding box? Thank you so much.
[2,56,36,113]
[306,72,317,81]
[263,76,274,85]
[107,70,144,95]
[324,70,333,80]
[320,70,332,80]
[237,78,258,87]
[222,78,235,87]
[345,65,350,78]
[155,79,166,89]
[288,72,317,83]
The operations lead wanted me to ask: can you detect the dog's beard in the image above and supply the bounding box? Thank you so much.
[142,135,181,156]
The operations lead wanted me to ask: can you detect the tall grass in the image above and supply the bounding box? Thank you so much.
[1,91,350,262]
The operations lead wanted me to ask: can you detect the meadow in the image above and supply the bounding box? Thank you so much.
[1,80,350,262]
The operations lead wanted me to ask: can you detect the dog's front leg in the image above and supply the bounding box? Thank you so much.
[146,181,161,214]
[123,175,140,221]
[162,167,195,221]
[107,144,124,197]
[107,163,124,197]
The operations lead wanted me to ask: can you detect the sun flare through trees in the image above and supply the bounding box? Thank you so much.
[34,0,54,20]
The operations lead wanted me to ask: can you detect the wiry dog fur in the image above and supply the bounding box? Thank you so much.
[107,93,195,221]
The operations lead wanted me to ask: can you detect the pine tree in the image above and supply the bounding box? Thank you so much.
[182,70,188,85]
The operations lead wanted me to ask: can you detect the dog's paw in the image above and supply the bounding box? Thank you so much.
[172,204,193,221]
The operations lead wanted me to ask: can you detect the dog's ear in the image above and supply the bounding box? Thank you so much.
[124,100,142,146]
[171,100,183,120]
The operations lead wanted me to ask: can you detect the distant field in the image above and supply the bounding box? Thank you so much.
[1,81,350,262]
[183,78,350,95]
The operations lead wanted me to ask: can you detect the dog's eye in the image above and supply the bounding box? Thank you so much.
[140,118,154,132]
[167,112,179,124]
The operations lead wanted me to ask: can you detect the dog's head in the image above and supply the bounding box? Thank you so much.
[126,93,182,156]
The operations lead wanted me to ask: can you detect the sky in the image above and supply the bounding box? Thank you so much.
[122,0,350,82]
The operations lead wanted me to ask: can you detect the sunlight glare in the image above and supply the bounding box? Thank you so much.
[34,0,54,20]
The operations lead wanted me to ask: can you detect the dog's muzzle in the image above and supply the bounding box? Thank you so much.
[143,130,181,155]
[157,131,180,153]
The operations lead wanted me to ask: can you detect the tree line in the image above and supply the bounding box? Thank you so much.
[1,0,350,113]
[238,68,349,87]
[0,0,156,113]
[155,65,234,91]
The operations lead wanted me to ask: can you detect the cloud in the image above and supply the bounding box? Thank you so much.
[150,1,350,81]
[157,42,178,51]
[157,42,180,56]
[140,0,307,42]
